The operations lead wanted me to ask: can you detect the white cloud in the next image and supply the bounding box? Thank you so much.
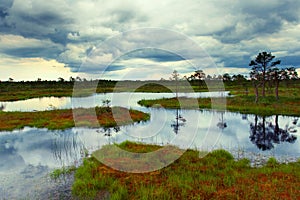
[0,55,76,81]
[0,0,300,80]
[0,34,63,50]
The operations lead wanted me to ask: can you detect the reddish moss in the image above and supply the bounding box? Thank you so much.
[0,107,150,131]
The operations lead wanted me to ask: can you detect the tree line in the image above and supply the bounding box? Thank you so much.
[249,52,298,102]
[182,51,298,102]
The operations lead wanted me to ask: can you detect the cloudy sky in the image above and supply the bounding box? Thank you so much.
[0,0,300,81]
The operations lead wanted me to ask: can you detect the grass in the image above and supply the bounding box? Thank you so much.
[50,165,77,180]
[0,79,245,101]
[72,141,300,199]
[0,81,170,101]
[1,79,299,103]
[138,94,300,116]
[0,107,150,131]
[136,80,300,116]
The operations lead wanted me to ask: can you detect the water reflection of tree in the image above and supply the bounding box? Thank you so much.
[171,109,186,134]
[0,103,5,111]
[250,115,297,150]
[216,111,227,130]
[97,126,121,144]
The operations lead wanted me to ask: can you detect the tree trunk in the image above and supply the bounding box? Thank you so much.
[262,116,266,146]
[175,80,178,99]
[252,80,261,103]
[262,71,266,97]
[255,84,259,103]
[275,115,279,134]
[254,115,258,129]
[268,79,273,94]
[275,79,279,101]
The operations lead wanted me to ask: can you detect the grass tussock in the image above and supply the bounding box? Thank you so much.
[0,107,150,131]
[72,141,300,200]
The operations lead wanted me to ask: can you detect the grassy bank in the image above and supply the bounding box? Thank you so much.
[72,141,300,199]
[0,81,188,101]
[0,107,150,131]
[1,79,299,101]
[138,95,300,116]
[0,80,244,101]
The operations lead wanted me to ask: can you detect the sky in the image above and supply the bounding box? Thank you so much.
[0,0,300,81]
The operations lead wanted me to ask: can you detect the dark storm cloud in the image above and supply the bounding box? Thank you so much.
[68,64,125,73]
[65,62,82,72]
[0,0,74,47]
[122,49,185,62]
[220,55,252,69]
[279,56,300,67]
[0,9,8,18]
[214,18,283,44]
[0,0,13,31]
[3,46,62,59]
[6,12,73,44]
[0,0,299,78]
[240,1,300,23]
[47,30,71,45]
[214,0,300,44]
[105,65,126,72]
[0,0,13,16]
[219,53,300,72]
[16,12,69,27]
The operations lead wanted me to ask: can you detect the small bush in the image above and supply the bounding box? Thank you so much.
[208,149,234,161]
[236,158,251,168]
[266,157,279,168]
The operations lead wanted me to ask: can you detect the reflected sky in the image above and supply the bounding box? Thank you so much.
[0,110,299,173]
[0,92,299,198]
[0,91,229,112]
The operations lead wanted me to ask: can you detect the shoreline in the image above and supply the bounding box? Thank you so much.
[138,96,300,117]
[0,106,150,131]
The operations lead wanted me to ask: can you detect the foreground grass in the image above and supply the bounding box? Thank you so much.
[72,141,300,199]
[0,107,150,131]
[138,95,300,116]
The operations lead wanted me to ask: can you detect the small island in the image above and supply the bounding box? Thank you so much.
[0,106,150,131]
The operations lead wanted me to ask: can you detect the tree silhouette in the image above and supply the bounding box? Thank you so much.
[249,70,262,103]
[58,77,65,82]
[194,70,206,89]
[0,103,5,111]
[216,111,227,130]
[249,115,297,151]
[170,70,180,98]
[232,74,248,95]
[268,67,287,100]
[222,73,231,81]
[69,76,75,82]
[267,67,298,100]
[171,109,186,134]
[97,126,121,144]
[249,52,281,97]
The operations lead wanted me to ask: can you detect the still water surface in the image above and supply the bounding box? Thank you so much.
[0,92,299,199]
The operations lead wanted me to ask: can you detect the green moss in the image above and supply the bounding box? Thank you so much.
[138,95,300,116]
[72,141,300,200]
